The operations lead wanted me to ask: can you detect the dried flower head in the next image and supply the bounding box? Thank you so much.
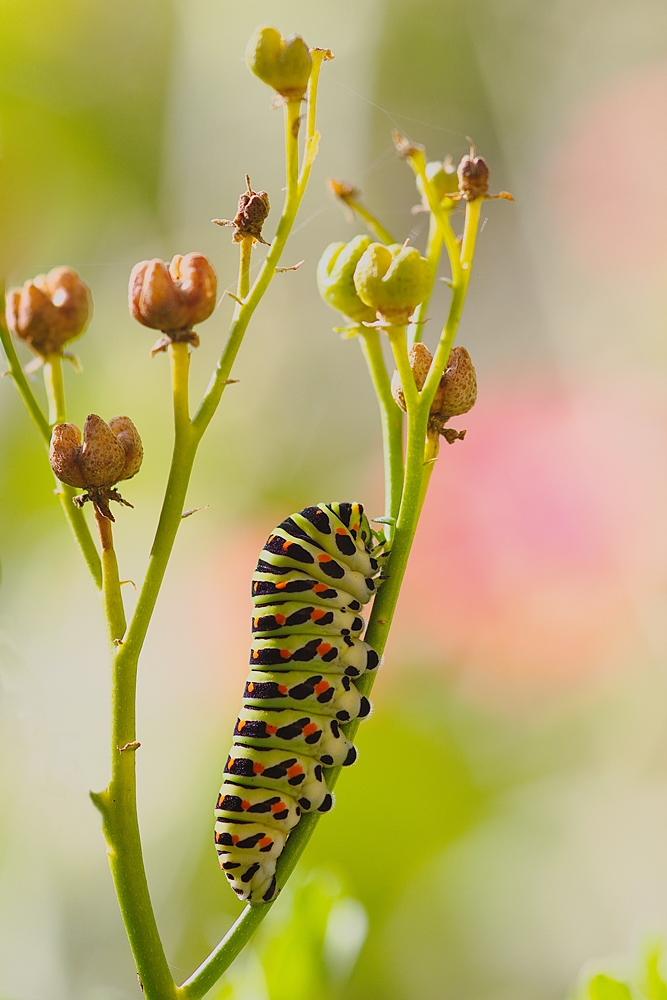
[212,176,270,245]
[49,414,143,520]
[5,266,92,358]
[129,253,217,355]
[392,343,477,442]
[452,141,514,203]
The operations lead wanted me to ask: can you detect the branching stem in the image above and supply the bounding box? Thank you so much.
[182,191,484,998]
[358,327,403,528]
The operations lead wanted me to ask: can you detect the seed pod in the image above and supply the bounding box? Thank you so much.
[317,236,377,324]
[431,346,477,420]
[6,267,92,358]
[49,423,86,489]
[129,253,217,333]
[392,344,477,438]
[108,415,143,481]
[246,26,312,100]
[78,414,127,487]
[353,243,431,325]
[391,342,433,411]
[457,150,490,201]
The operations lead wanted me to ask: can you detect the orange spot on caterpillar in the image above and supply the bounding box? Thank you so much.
[310,609,325,621]
[282,540,292,552]
[314,680,329,695]
[265,724,277,735]
[242,800,251,810]
[287,763,303,778]
[303,722,318,736]
[274,613,286,625]
[252,650,260,659]
[280,649,291,659]
[275,581,288,589]
[227,757,235,768]
[232,834,239,844]
[253,617,260,628]
[317,642,332,655]
[271,800,285,812]
[312,583,328,593]
[253,761,264,774]
[278,685,288,694]
[237,720,246,730]
[317,554,332,563]
[259,836,272,848]
[247,682,255,693]
[336,528,347,535]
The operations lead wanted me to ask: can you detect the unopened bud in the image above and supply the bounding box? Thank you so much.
[353,242,431,325]
[5,267,92,358]
[213,176,270,245]
[129,253,217,354]
[246,26,312,101]
[49,414,143,519]
[457,149,490,201]
[317,236,377,324]
[416,158,458,204]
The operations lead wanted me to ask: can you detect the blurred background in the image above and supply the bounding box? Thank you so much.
[1,0,667,997]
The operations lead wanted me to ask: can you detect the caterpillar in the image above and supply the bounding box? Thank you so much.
[214,502,384,903]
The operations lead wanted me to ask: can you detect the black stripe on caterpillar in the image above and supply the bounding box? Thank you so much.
[215,502,384,903]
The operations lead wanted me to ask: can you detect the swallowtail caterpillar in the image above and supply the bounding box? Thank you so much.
[214,502,385,902]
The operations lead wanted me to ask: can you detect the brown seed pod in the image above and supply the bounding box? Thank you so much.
[108,415,143,481]
[49,414,144,520]
[391,343,477,442]
[391,342,433,411]
[49,423,86,489]
[6,267,92,358]
[129,252,217,353]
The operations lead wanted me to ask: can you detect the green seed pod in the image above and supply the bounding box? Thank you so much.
[246,26,312,101]
[353,243,432,324]
[316,237,377,324]
[416,157,458,203]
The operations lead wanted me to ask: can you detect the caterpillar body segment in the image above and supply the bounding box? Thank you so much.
[215,782,301,833]
[223,743,331,810]
[234,705,358,766]
[250,635,379,676]
[251,602,365,638]
[243,669,368,721]
[251,569,363,612]
[216,503,383,903]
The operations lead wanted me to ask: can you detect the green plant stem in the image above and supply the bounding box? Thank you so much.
[358,328,403,527]
[344,195,396,245]
[0,324,51,442]
[0,322,102,586]
[44,354,104,588]
[94,510,127,642]
[408,212,442,345]
[96,56,330,996]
